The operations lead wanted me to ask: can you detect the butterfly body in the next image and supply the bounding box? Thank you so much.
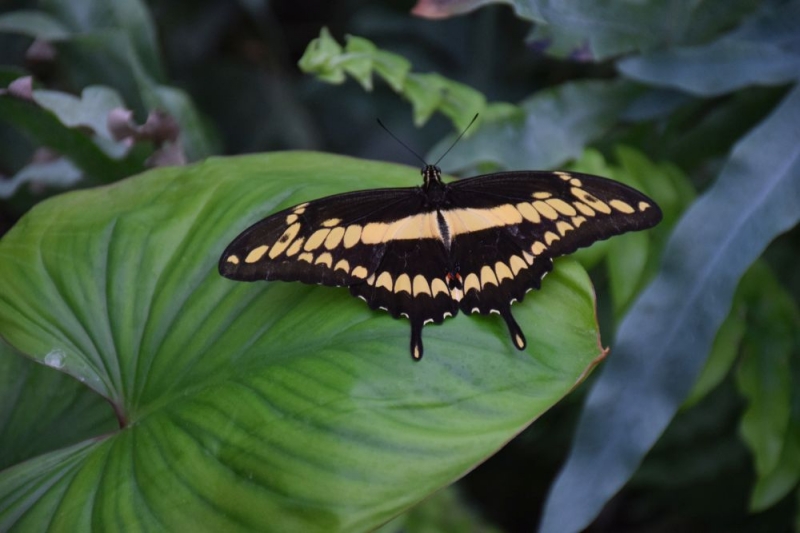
[220,165,661,360]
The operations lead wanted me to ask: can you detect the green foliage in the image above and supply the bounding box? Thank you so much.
[1,0,799,531]
[299,28,521,132]
[0,153,605,531]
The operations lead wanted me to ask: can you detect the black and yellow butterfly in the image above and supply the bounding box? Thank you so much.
[219,164,661,360]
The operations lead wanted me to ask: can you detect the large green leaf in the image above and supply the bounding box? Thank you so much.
[0,152,605,531]
[540,82,800,533]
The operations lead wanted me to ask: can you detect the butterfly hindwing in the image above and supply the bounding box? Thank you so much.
[349,237,459,359]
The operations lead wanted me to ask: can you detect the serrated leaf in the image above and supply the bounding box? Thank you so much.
[0,152,605,531]
[540,83,800,533]
[299,28,515,132]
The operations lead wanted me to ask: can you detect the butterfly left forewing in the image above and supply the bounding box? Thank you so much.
[219,187,424,286]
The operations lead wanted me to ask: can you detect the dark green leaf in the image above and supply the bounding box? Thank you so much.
[0,340,116,470]
[540,83,800,533]
[0,152,605,531]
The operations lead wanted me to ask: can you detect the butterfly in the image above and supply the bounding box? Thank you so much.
[219,163,662,360]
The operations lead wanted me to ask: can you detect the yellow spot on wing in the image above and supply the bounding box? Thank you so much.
[522,251,535,265]
[394,273,411,293]
[245,245,269,263]
[544,231,560,245]
[480,265,498,287]
[361,213,439,244]
[334,259,350,272]
[570,178,582,187]
[431,278,448,297]
[226,255,240,265]
[574,202,596,217]
[314,253,333,267]
[509,255,526,275]
[269,223,301,258]
[343,225,362,248]
[286,214,298,224]
[304,229,330,251]
[298,253,313,263]
[571,216,587,228]
[572,188,611,214]
[413,275,431,296]
[324,226,346,249]
[516,202,541,223]
[352,266,369,279]
[532,200,559,220]
[495,261,513,282]
[555,171,571,181]
[286,237,305,256]
[546,198,577,216]
[556,220,574,236]
[609,199,635,214]
[532,241,547,255]
[464,273,480,293]
[443,208,514,237]
[321,218,342,227]
[638,201,651,211]
[533,191,553,199]
[376,272,393,290]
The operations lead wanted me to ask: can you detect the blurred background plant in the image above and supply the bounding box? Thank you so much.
[1,0,799,532]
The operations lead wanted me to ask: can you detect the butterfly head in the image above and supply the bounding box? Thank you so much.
[422,164,442,189]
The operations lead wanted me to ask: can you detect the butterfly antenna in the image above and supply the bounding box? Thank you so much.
[376,119,428,166]
[433,113,479,166]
